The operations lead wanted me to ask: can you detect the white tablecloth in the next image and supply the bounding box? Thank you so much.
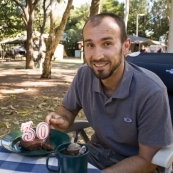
[0,140,101,173]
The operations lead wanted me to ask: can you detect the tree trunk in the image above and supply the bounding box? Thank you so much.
[37,0,47,69]
[41,0,73,78]
[25,11,34,69]
[41,47,52,78]
[167,1,173,52]
[82,0,100,64]
[12,0,39,69]
[124,0,129,31]
[89,0,101,17]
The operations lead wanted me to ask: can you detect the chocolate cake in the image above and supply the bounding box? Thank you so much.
[20,137,53,151]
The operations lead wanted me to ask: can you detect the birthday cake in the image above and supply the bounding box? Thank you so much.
[20,138,53,151]
[19,121,53,151]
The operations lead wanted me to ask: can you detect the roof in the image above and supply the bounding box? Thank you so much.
[0,36,26,44]
[0,32,66,45]
[128,35,166,46]
[127,35,148,43]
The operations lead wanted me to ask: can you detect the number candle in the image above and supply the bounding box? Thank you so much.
[36,122,49,140]
[21,121,36,142]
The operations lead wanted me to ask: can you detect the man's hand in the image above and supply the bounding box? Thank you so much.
[45,112,70,131]
[45,104,79,132]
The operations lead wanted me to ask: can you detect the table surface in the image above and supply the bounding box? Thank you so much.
[0,140,102,173]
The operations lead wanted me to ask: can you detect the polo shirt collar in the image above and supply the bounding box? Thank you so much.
[92,61,133,99]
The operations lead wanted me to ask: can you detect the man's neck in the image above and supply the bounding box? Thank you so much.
[101,62,124,98]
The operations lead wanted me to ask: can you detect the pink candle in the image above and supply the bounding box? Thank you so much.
[21,121,50,142]
[21,121,36,142]
[36,122,49,140]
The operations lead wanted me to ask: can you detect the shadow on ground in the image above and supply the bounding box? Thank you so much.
[0,59,83,97]
[0,59,87,139]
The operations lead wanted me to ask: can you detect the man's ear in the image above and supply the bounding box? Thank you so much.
[122,38,131,56]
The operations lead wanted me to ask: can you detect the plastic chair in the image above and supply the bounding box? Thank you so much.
[65,53,173,173]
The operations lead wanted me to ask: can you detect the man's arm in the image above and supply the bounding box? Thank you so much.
[45,104,79,131]
[102,143,161,173]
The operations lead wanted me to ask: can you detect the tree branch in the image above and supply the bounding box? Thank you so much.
[11,0,24,9]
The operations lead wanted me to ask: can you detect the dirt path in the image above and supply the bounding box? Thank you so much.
[0,59,93,140]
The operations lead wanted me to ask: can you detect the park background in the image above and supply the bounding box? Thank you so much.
[0,0,173,139]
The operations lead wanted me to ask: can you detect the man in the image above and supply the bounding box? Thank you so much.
[140,45,147,52]
[45,13,173,173]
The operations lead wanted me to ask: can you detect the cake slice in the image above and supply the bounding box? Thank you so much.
[20,137,53,151]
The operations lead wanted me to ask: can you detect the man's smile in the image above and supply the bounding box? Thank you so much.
[94,63,108,67]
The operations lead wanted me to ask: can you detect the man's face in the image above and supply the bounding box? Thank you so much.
[83,17,127,80]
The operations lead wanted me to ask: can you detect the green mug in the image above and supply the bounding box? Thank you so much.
[46,142,89,173]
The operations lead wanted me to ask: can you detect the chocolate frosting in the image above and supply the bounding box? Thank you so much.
[20,138,53,151]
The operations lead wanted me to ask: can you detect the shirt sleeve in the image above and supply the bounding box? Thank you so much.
[62,68,82,112]
[138,88,173,146]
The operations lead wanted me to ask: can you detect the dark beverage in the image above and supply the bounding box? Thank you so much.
[60,148,80,156]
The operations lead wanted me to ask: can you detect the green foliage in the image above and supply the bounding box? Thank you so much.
[148,0,171,40]
[1,0,169,46]
[62,4,90,53]
[0,0,25,40]
[100,0,124,18]
[34,0,64,35]
[127,0,149,37]
[62,0,124,54]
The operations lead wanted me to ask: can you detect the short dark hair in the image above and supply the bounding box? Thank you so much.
[83,13,127,43]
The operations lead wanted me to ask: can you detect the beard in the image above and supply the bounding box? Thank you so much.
[87,50,123,80]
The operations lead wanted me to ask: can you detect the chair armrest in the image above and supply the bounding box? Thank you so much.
[65,120,90,133]
[152,143,173,168]
[65,120,90,143]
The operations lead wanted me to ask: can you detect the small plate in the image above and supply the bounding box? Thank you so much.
[1,129,70,156]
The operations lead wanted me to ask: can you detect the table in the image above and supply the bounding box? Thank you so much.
[0,140,102,173]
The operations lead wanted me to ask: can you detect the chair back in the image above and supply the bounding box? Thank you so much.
[126,53,173,124]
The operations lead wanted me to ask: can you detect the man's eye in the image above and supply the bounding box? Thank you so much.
[104,42,111,46]
[86,43,94,47]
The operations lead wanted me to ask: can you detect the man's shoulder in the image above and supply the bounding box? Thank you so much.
[78,64,89,71]
[128,62,166,91]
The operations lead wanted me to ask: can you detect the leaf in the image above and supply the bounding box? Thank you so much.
[4,122,11,128]
[0,123,5,128]
[41,102,47,106]
[32,110,40,113]
[17,110,29,114]
[9,105,16,110]
[10,95,16,100]
[42,96,48,99]
[48,108,55,112]
[13,121,20,125]
[5,111,15,115]
[36,115,42,118]
[37,104,42,108]
[20,114,28,117]
[3,118,11,121]
[11,83,15,86]
[0,107,8,110]
[37,102,47,108]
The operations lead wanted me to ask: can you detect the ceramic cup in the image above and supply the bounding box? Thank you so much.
[46,142,88,173]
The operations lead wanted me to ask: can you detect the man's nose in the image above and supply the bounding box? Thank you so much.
[92,47,104,60]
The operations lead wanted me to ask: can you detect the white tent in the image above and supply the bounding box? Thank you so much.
[128,35,166,52]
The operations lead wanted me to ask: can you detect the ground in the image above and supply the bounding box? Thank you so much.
[0,58,94,141]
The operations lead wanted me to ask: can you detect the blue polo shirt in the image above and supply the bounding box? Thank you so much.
[62,61,173,157]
